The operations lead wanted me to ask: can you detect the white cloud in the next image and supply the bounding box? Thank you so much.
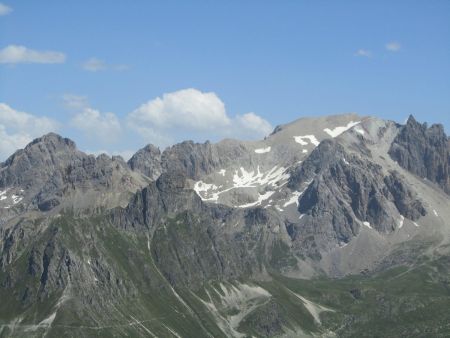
[233,112,273,138]
[82,57,106,72]
[0,103,59,136]
[82,57,129,72]
[386,41,401,52]
[0,126,30,160]
[0,3,12,16]
[129,88,230,131]
[127,88,272,145]
[71,108,122,144]
[64,94,122,144]
[355,49,372,57]
[0,45,66,64]
[0,103,59,159]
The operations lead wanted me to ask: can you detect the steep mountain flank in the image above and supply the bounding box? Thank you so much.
[389,115,450,194]
[287,139,426,257]
[127,144,162,180]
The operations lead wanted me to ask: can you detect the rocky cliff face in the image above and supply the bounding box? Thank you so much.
[389,115,450,194]
[287,139,426,257]
[127,144,162,180]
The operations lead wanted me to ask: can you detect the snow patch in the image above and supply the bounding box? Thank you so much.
[398,215,405,229]
[302,149,308,154]
[194,166,290,206]
[11,195,23,204]
[232,166,289,188]
[218,169,226,176]
[433,209,439,217]
[343,158,350,165]
[283,191,301,207]
[363,221,373,229]
[283,188,307,208]
[0,188,25,206]
[354,126,365,135]
[254,146,271,154]
[294,135,320,146]
[324,121,360,138]
[194,181,220,202]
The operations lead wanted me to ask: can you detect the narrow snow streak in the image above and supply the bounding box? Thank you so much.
[354,126,365,135]
[237,191,275,208]
[324,121,360,138]
[398,215,405,229]
[283,189,306,208]
[254,146,271,154]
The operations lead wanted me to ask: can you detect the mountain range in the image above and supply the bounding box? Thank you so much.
[1,113,450,337]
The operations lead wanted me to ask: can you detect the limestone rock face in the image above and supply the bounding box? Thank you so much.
[127,144,162,180]
[389,115,450,194]
[287,139,426,257]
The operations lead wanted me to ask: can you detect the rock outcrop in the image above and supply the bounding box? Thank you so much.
[389,115,450,194]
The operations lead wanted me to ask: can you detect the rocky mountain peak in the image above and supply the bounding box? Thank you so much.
[0,133,148,214]
[389,115,450,194]
[127,143,162,180]
[29,132,76,149]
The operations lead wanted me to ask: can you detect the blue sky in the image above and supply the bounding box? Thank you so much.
[0,1,449,160]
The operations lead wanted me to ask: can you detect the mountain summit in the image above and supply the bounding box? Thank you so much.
[1,114,450,337]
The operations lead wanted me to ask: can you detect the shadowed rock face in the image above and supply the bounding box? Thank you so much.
[287,139,426,255]
[389,115,450,194]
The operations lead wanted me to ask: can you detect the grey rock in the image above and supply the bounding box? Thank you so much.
[288,139,426,255]
[389,115,450,194]
[127,144,162,180]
